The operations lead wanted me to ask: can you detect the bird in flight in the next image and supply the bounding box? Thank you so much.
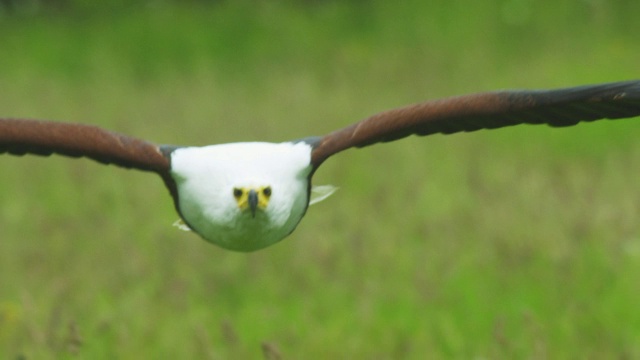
[1,80,639,251]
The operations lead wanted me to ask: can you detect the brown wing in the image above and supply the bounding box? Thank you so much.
[0,118,171,174]
[0,118,182,211]
[311,80,640,167]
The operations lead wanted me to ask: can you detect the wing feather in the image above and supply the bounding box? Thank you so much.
[311,80,640,167]
[0,118,170,174]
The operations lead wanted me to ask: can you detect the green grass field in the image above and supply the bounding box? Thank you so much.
[1,1,639,358]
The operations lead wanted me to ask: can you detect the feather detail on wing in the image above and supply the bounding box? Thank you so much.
[0,118,170,173]
[311,80,640,167]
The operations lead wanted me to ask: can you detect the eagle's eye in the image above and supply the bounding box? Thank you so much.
[263,187,272,197]
[233,188,243,198]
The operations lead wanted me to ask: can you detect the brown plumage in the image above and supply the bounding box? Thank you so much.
[310,80,640,167]
[0,118,169,172]
[0,118,178,201]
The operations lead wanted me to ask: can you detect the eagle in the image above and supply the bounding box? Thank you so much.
[1,80,639,251]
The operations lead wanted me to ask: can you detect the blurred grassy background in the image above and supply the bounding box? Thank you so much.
[0,0,639,358]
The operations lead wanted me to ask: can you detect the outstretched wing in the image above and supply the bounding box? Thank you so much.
[0,118,170,173]
[0,118,180,205]
[311,80,640,167]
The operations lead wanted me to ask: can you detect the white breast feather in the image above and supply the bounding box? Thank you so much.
[169,142,314,252]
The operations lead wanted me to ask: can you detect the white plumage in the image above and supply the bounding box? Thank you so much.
[169,141,315,251]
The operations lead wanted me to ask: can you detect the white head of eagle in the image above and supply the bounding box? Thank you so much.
[169,141,315,252]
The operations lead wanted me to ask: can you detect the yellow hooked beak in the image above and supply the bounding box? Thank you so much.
[233,186,272,217]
